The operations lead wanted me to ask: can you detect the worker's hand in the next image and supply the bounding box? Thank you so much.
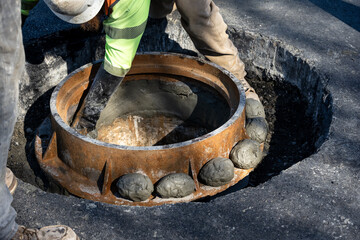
[75,64,124,134]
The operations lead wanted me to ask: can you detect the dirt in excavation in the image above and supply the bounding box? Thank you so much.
[246,74,315,186]
[7,88,53,190]
[7,75,316,191]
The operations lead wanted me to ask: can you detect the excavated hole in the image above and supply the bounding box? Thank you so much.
[8,30,332,198]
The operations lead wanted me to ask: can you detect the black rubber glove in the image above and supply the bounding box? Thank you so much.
[76,64,124,132]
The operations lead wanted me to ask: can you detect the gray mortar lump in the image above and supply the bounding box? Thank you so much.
[156,173,196,198]
[116,173,154,202]
[245,117,268,143]
[199,157,235,187]
[230,139,263,169]
[245,98,266,119]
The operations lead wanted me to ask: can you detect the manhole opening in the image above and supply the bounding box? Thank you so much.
[89,75,231,146]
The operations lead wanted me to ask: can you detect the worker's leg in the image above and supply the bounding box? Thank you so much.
[149,0,175,19]
[0,2,80,239]
[175,0,250,90]
[0,1,24,239]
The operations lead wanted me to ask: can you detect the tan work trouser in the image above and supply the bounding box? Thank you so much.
[149,0,249,88]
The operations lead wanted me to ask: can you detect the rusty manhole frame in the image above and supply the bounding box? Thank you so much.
[35,53,254,206]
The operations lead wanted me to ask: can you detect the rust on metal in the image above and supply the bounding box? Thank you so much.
[36,53,252,206]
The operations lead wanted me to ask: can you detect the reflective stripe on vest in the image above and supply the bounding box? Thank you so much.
[103,19,147,39]
[103,0,150,77]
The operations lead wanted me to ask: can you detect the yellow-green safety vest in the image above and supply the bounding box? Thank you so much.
[103,0,150,77]
[21,0,39,16]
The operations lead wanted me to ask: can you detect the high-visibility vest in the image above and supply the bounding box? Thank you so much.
[21,0,39,16]
[103,0,150,77]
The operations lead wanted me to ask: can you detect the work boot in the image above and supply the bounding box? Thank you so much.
[5,167,18,195]
[12,225,79,240]
[75,64,124,134]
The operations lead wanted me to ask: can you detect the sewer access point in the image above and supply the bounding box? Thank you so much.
[35,53,263,206]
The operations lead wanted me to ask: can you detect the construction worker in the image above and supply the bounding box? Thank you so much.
[43,0,262,134]
[0,1,79,239]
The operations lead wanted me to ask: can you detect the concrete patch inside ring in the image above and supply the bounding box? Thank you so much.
[94,76,230,146]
